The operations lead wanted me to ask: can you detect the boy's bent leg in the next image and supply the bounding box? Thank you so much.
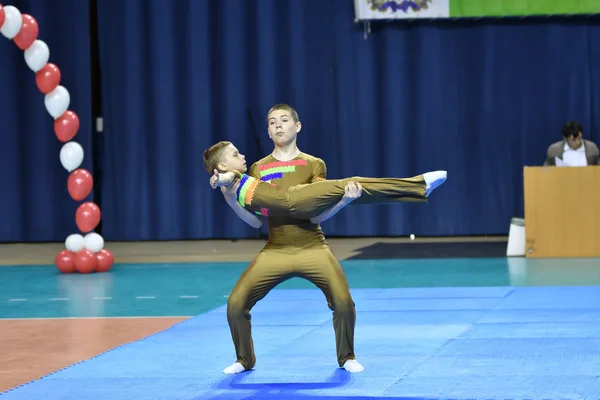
[294,245,364,372]
[225,250,290,373]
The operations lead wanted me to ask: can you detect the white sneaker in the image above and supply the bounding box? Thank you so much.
[423,171,447,197]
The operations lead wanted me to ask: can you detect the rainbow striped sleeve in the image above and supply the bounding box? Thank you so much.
[236,174,259,208]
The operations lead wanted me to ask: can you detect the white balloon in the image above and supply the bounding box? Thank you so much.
[84,233,104,253]
[44,85,70,119]
[59,142,84,172]
[65,234,85,252]
[24,40,50,72]
[0,6,22,39]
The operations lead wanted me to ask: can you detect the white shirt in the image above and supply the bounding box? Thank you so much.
[562,141,587,167]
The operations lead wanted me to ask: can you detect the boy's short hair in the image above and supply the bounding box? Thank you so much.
[266,103,299,123]
[203,141,231,174]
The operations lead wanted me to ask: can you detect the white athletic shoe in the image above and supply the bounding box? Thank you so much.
[423,170,447,197]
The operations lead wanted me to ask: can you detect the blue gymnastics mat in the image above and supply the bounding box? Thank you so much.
[3,286,600,400]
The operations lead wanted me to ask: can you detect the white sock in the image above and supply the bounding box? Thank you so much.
[423,170,447,197]
[343,359,365,373]
[223,362,246,374]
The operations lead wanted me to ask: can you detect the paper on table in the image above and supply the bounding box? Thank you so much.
[555,157,569,167]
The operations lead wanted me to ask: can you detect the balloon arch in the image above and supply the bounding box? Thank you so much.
[1,4,114,274]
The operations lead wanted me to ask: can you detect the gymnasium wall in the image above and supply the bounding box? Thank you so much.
[1,0,598,242]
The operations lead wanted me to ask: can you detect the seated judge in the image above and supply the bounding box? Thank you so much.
[544,121,599,166]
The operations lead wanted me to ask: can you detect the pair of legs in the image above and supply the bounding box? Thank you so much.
[225,244,362,373]
[287,174,437,220]
[230,170,446,219]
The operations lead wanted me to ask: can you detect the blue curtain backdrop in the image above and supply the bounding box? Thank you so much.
[0,0,93,242]
[92,0,599,241]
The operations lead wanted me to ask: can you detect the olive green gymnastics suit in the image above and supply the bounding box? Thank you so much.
[225,153,426,371]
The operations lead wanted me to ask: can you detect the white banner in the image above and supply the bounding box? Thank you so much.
[354,0,450,20]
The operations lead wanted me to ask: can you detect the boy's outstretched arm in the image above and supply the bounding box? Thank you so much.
[310,181,362,224]
[213,165,263,229]
[308,158,362,224]
[220,187,264,229]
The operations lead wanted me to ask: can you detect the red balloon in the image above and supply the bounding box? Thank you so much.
[0,5,5,30]
[56,250,76,273]
[95,249,114,272]
[74,249,97,274]
[67,169,93,201]
[54,111,80,142]
[35,63,61,94]
[75,202,101,233]
[13,14,38,51]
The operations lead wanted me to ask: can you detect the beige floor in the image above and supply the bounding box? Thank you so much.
[0,236,507,265]
[0,317,189,393]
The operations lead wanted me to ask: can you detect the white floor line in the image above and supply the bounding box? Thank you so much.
[0,316,194,321]
[5,295,228,302]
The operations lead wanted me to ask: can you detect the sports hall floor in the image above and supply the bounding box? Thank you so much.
[1,237,599,399]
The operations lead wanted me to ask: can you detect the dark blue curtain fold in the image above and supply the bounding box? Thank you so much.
[91,0,599,240]
[0,0,92,242]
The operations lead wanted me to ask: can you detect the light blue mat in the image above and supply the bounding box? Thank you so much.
[3,286,600,400]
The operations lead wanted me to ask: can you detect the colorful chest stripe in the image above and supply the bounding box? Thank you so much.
[242,160,308,217]
[258,159,307,181]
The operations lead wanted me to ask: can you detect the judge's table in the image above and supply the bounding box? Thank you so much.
[523,165,600,258]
